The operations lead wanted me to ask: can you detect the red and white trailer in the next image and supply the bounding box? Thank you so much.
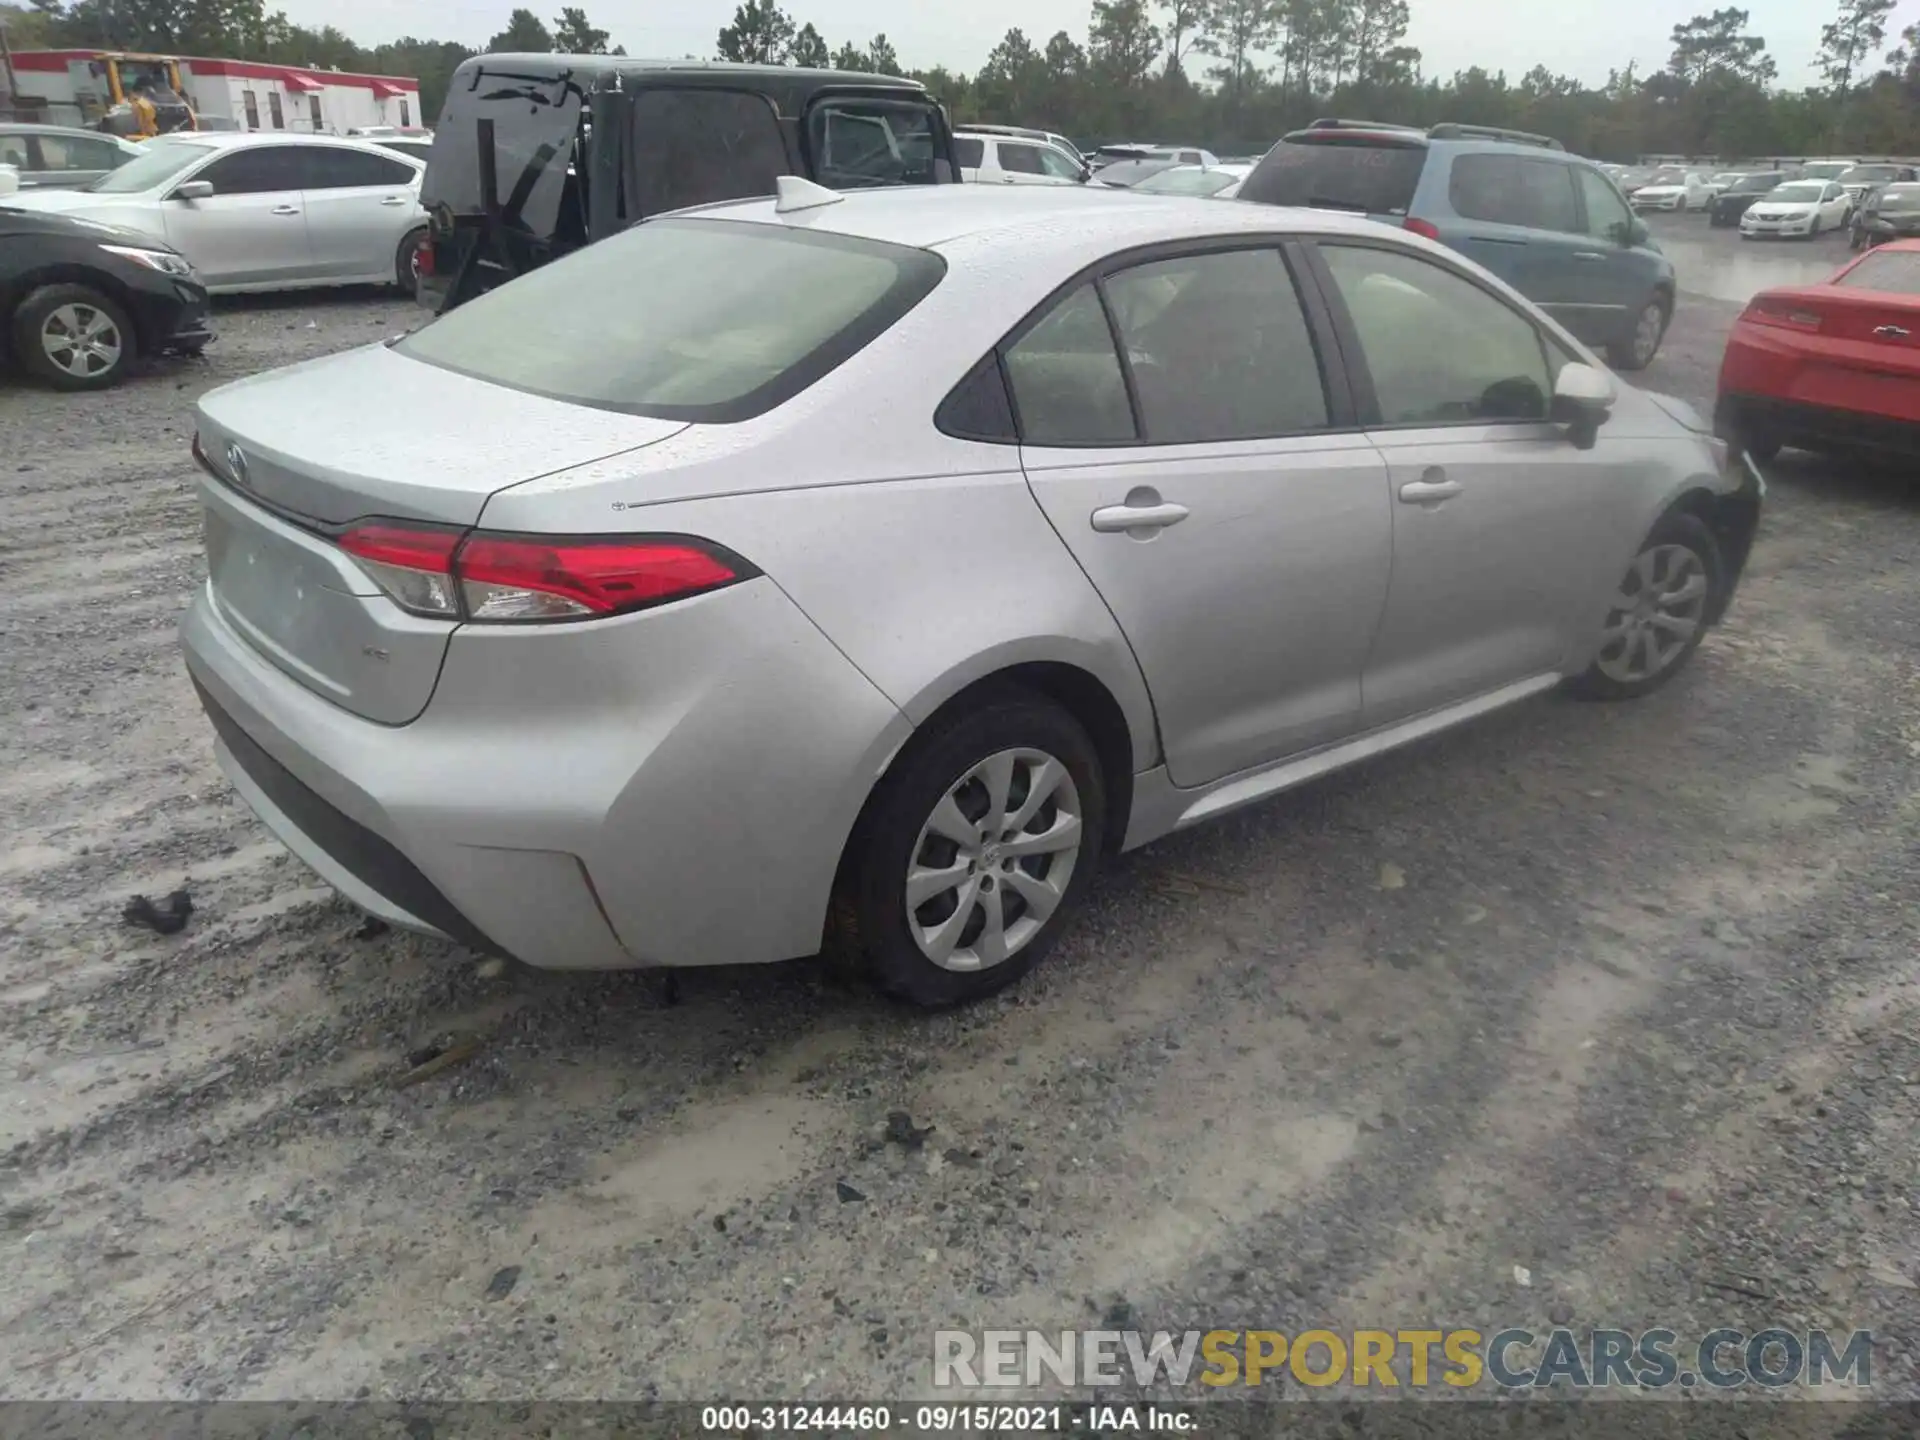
[5,50,421,135]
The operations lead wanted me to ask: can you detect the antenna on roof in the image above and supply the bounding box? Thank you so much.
[774,174,843,214]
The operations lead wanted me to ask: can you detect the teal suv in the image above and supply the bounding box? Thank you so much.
[1238,121,1677,370]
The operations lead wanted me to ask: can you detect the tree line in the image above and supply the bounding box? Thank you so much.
[5,0,1920,157]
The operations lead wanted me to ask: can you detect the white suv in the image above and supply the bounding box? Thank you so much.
[954,130,1088,186]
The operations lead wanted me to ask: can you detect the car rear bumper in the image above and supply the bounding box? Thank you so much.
[180,568,912,971]
[1717,392,1920,459]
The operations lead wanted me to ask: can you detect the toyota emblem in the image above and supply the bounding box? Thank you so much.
[224,441,249,488]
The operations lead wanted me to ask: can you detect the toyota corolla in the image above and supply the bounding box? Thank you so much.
[181,182,1761,1008]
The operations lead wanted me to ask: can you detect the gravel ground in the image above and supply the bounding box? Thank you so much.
[2,221,1918,1413]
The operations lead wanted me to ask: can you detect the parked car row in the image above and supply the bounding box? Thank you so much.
[2,131,429,388]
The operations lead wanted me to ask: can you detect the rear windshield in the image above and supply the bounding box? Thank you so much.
[1800,163,1849,180]
[1840,165,1902,184]
[1238,138,1426,215]
[1135,167,1239,196]
[394,217,946,422]
[1733,173,1782,192]
[1837,250,1920,294]
[1874,186,1920,212]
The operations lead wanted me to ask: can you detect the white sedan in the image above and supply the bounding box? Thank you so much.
[1629,171,1712,212]
[1738,180,1852,239]
[2,132,428,293]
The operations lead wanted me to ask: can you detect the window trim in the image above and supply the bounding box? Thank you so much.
[944,234,1360,450]
[1298,234,1569,434]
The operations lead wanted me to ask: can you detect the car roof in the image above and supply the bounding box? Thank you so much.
[456,52,925,95]
[678,182,1400,262]
[146,132,424,167]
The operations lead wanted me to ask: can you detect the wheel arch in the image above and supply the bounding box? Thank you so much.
[5,266,149,354]
[828,658,1144,931]
[1658,478,1760,626]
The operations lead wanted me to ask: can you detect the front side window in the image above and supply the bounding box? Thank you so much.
[396,217,946,421]
[1320,244,1552,426]
[1002,283,1134,445]
[1037,146,1083,180]
[200,146,307,195]
[630,89,789,218]
[1450,153,1580,234]
[1575,166,1633,241]
[1105,248,1329,443]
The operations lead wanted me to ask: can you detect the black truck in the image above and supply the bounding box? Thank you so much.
[416,55,960,314]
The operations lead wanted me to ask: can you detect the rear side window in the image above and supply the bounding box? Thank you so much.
[953,136,985,169]
[309,147,417,188]
[395,218,946,422]
[1003,284,1134,444]
[999,143,1045,175]
[1105,249,1329,442]
[1320,244,1552,425]
[1837,250,1920,294]
[1449,154,1580,234]
[1239,138,1426,215]
[631,89,789,218]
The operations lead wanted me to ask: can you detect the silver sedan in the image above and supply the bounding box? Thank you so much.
[180,182,1761,1007]
[4,132,427,292]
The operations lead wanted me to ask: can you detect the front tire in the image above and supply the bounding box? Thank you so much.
[846,691,1106,1008]
[11,283,135,391]
[1570,512,1722,701]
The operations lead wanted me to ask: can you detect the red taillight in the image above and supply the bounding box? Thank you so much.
[1402,216,1441,241]
[1743,297,1823,332]
[336,522,748,623]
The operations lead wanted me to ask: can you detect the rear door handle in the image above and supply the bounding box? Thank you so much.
[1874,324,1911,338]
[380,194,409,205]
[1091,501,1190,534]
[271,204,301,215]
[1573,250,1606,261]
[1399,477,1463,505]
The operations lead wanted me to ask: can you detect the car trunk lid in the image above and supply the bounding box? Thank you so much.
[194,343,687,724]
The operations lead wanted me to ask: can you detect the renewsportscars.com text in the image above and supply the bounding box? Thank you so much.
[933,1327,1873,1390]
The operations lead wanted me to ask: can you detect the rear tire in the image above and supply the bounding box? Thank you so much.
[395,228,427,294]
[846,690,1106,1008]
[10,283,136,391]
[1570,511,1722,702]
[1608,295,1670,372]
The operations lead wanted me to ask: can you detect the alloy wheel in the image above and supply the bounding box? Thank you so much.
[905,747,1084,972]
[1595,544,1709,685]
[41,303,123,380]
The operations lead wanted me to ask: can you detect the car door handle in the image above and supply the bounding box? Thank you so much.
[380,194,409,205]
[1091,500,1190,534]
[1465,234,1526,245]
[1874,324,1911,338]
[1398,475,1464,504]
[1573,250,1606,261]
[271,204,301,215]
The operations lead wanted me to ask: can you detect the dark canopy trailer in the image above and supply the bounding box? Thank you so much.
[418,54,959,313]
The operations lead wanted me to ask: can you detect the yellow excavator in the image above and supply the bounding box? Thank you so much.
[90,54,199,139]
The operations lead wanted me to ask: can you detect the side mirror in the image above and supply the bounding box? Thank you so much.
[1550,361,1616,450]
[172,180,214,200]
[1623,217,1651,247]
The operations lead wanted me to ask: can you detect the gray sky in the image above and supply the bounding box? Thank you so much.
[282,0,1891,91]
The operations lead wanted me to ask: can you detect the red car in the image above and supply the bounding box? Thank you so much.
[1715,237,1920,464]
